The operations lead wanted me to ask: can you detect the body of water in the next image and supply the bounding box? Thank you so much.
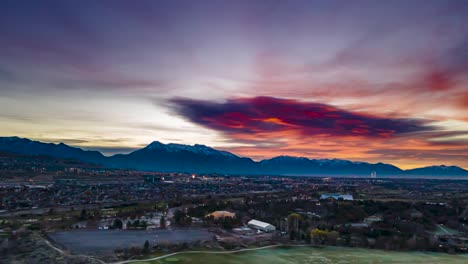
[49,229,212,254]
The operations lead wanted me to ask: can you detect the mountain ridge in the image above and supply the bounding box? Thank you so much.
[0,136,467,177]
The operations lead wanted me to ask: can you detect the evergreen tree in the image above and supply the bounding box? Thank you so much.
[112,218,123,229]
[143,240,150,253]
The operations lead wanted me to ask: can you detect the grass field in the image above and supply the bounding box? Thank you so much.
[129,246,468,264]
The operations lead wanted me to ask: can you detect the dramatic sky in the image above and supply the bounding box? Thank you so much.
[1,0,467,169]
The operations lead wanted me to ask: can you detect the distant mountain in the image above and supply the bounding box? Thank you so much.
[0,137,105,164]
[0,136,467,177]
[106,141,257,173]
[259,156,403,176]
[404,165,468,176]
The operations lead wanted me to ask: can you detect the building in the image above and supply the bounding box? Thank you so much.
[364,215,382,224]
[232,226,255,235]
[98,220,112,230]
[347,223,369,229]
[71,221,87,229]
[142,175,162,183]
[206,211,236,219]
[248,219,276,232]
[320,193,353,201]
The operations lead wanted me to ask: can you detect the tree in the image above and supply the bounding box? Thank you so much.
[143,240,150,254]
[288,213,302,240]
[174,210,192,227]
[311,228,329,244]
[80,209,88,220]
[221,216,234,229]
[326,231,339,245]
[112,218,123,229]
[92,209,101,220]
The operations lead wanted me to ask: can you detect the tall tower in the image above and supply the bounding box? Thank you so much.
[370,171,377,178]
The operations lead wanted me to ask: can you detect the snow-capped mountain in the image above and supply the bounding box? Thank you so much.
[259,156,402,176]
[144,141,237,157]
[105,141,255,173]
[0,137,467,176]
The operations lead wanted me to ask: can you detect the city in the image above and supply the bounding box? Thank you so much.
[0,152,467,263]
[1,0,468,263]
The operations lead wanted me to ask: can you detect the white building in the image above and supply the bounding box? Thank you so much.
[248,219,276,232]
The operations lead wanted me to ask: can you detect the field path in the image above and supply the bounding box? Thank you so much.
[113,244,305,264]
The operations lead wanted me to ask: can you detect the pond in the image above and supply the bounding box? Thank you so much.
[49,229,212,254]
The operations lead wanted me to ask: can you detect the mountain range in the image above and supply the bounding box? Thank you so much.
[0,136,467,177]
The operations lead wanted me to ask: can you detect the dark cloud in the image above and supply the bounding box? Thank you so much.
[170,96,436,138]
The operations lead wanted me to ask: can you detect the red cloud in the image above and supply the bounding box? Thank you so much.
[171,96,435,139]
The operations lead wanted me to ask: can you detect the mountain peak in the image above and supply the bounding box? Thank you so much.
[425,165,462,170]
[274,155,310,160]
[145,141,165,149]
[143,141,237,157]
[193,143,210,149]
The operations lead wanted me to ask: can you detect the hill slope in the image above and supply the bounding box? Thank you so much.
[0,137,105,164]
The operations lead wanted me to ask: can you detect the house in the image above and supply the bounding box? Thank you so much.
[320,193,353,201]
[347,223,369,229]
[364,215,382,224]
[98,220,112,230]
[233,226,256,235]
[248,219,276,232]
[71,221,87,229]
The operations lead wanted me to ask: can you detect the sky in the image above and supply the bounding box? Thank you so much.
[0,0,467,169]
